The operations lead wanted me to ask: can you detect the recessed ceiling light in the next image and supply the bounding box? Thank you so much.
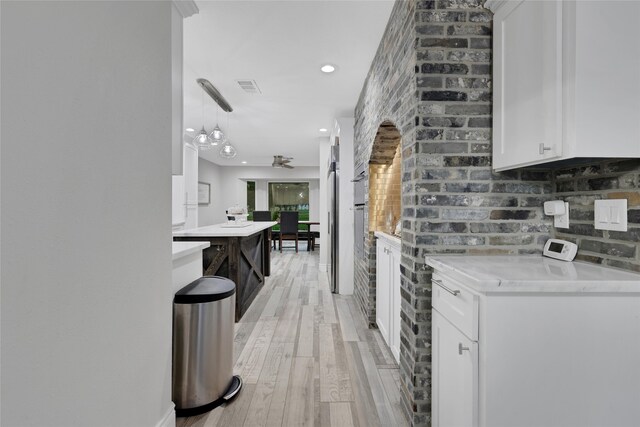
[320,64,336,73]
[319,128,328,132]
[241,161,247,164]
[186,127,194,132]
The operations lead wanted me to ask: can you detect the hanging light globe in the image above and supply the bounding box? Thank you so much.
[219,140,237,159]
[208,125,226,146]
[193,126,214,150]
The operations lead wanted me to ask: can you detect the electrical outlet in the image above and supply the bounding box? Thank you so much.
[595,199,627,231]
[554,202,570,229]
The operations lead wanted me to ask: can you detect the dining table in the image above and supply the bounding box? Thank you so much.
[299,220,320,251]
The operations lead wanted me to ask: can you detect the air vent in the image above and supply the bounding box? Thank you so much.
[236,79,261,94]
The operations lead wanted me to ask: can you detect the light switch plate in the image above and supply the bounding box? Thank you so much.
[595,199,628,231]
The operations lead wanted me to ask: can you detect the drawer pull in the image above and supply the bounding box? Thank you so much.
[433,279,460,296]
[458,343,470,355]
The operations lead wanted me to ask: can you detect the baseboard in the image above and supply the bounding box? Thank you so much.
[156,404,176,427]
[319,263,328,272]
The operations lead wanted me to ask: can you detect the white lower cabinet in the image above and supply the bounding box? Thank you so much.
[432,310,477,427]
[375,242,391,340]
[429,255,640,427]
[375,232,401,363]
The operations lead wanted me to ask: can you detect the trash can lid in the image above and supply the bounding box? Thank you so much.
[174,276,236,304]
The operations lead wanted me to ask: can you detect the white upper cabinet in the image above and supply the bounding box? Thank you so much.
[487,0,640,171]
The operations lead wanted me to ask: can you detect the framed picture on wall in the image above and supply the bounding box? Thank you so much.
[198,182,210,205]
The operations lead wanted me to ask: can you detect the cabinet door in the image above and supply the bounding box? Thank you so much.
[389,245,401,364]
[183,142,198,205]
[493,0,563,171]
[432,310,478,427]
[376,242,391,344]
[172,175,186,226]
[183,142,198,228]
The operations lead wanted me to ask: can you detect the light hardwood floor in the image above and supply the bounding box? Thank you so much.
[176,249,408,427]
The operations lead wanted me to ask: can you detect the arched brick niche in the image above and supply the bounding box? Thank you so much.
[369,121,402,234]
[356,121,403,333]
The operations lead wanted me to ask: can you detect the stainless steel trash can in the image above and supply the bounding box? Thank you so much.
[173,276,242,417]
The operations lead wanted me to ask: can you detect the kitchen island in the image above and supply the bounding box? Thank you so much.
[173,221,276,321]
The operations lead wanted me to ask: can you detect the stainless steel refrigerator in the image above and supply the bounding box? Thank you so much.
[328,145,339,293]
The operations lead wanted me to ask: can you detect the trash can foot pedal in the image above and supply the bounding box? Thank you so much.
[223,375,243,401]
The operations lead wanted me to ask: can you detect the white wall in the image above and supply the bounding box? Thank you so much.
[198,157,226,225]
[255,180,269,210]
[309,179,320,223]
[197,165,320,226]
[1,2,175,426]
[336,118,355,295]
[319,139,331,269]
[171,2,183,175]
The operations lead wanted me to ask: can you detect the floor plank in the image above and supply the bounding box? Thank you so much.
[335,298,359,342]
[321,290,338,324]
[261,286,286,318]
[241,319,278,384]
[283,357,315,427]
[356,341,397,427]
[296,304,315,357]
[233,322,257,365]
[344,342,383,427]
[332,324,355,402]
[272,300,300,344]
[265,342,295,427]
[330,402,355,427]
[216,383,256,427]
[319,323,340,402]
[379,368,409,427]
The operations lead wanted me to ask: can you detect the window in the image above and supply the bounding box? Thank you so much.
[268,182,309,230]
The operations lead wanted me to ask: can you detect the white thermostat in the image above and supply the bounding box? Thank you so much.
[543,239,578,262]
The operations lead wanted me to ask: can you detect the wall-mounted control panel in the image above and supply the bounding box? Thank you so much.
[543,239,578,262]
[594,199,627,232]
[544,200,570,229]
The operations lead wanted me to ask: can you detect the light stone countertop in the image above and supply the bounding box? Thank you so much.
[172,241,210,261]
[374,231,401,249]
[173,221,277,238]
[425,255,640,293]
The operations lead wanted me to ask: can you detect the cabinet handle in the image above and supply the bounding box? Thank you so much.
[539,143,552,155]
[433,279,460,296]
[458,343,470,355]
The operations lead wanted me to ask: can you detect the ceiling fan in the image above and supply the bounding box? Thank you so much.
[272,155,294,169]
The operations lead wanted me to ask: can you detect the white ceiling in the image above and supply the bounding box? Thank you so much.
[183,0,395,167]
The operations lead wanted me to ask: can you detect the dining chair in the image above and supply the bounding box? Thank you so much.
[279,211,299,253]
[252,210,271,222]
[252,211,274,251]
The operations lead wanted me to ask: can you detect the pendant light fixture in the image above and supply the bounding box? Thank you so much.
[219,112,237,159]
[208,105,226,146]
[193,92,214,150]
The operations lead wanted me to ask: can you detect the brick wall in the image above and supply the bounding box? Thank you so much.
[356,1,640,425]
[552,159,640,272]
[353,0,417,345]
[354,1,551,425]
